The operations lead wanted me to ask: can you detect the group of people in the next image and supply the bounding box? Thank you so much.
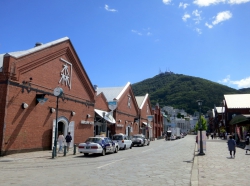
[57,132,72,153]
[227,132,250,158]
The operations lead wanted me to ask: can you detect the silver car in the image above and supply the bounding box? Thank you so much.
[132,134,150,147]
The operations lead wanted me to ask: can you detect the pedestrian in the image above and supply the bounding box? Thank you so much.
[211,133,214,140]
[58,132,65,153]
[227,135,236,158]
[65,132,72,152]
[244,133,250,154]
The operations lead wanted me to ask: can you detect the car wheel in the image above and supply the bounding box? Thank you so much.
[101,149,106,156]
[147,142,150,146]
[114,147,118,153]
[84,153,89,156]
[123,145,126,150]
[130,144,132,149]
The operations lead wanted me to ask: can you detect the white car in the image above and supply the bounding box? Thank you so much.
[78,137,119,156]
[112,134,133,150]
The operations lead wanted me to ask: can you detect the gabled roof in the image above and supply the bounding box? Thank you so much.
[135,94,149,110]
[0,37,69,72]
[96,82,130,101]
[224,94,250,109]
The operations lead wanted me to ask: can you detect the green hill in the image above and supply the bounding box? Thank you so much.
[131,73,241,114]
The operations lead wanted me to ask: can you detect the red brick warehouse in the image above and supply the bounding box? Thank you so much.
[0,37,96,156]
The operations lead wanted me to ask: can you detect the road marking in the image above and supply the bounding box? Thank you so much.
[97,158,125,169]
[141,149,153,153]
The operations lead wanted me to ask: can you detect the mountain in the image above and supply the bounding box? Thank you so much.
[238,88,250,93]
[131,73,241,114]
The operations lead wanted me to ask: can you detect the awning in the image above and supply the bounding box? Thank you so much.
[94,109,116,124]
[229,114,250,125]
[142,122,152,128]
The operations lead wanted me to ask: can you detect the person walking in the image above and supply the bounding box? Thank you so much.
[65,132,72,152]
[211,133,214,140]
[227,135,236,158]
[244,133,250,154]
[57,132,65,153]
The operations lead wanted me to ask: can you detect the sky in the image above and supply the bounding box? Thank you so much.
[0,0,250,90]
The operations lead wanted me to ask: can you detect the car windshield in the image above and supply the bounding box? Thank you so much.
[113,136,123,140]
[85,138,102,143]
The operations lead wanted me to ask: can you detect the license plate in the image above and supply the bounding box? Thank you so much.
[86,146,90,149]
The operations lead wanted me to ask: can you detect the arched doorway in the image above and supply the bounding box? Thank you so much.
[58,121,65,136]
[57,116,69,137]
[52,116,69,149]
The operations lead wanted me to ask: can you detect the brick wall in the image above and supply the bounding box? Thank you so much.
[0,39,96,155]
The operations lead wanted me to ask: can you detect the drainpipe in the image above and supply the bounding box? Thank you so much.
[1,79,10,156]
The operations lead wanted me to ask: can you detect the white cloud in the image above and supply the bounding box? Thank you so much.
[193,0,226,6]
[104,5,117,12]
[205,22,213,28]
[212,11,232,25]
[192,10,202,24]
[163,0,172,5]
[131,30,142,36]
[182,13,191,21]
[231,77,250,88]
[195,28,202,34]
[219,75,250,88]
[179,2,189,9]
[219,75,231,83]
[131,28,152,36]
[228,0,250,4]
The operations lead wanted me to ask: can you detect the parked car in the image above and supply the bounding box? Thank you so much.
[112,134,133,150]
[78,136,119,156]
[132,134,150,146]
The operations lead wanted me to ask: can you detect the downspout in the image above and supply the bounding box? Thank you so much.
[1,79,10,156]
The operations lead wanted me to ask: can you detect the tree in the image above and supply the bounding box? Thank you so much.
[195,115,207,131]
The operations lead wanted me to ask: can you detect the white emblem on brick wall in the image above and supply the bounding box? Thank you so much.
[128,95,131,109]
[59,58,72,89]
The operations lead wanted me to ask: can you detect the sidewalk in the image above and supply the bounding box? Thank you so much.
[191,138,249,186]
[0,148,75,162]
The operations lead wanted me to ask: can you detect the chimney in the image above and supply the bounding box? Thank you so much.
[35,42,43,47]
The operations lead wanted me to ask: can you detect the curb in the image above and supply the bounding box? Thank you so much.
[191,143,198,186]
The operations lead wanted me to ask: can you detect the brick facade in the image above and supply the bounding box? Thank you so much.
[0,38,96,156]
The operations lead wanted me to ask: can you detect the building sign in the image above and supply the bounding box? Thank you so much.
[59,58,72,89]
[147,115,154,122]
[116,124,124,127]
[108,101,117,111]
[81,120,94,125]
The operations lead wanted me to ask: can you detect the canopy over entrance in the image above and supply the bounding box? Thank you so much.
[142,122,152,128]
[94,109,116,124]
[229,114,250,125]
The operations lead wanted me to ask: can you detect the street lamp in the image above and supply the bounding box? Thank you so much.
[52,87,63,159]
[197,100,205,155]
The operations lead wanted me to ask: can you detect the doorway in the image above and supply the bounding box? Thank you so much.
[58,121,65,136]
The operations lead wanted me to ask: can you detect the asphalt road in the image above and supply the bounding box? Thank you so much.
[0,135,196,186]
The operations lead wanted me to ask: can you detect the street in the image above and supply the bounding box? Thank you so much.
[0,135,195,186]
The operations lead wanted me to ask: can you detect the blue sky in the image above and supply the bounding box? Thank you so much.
[1,0,250,90]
